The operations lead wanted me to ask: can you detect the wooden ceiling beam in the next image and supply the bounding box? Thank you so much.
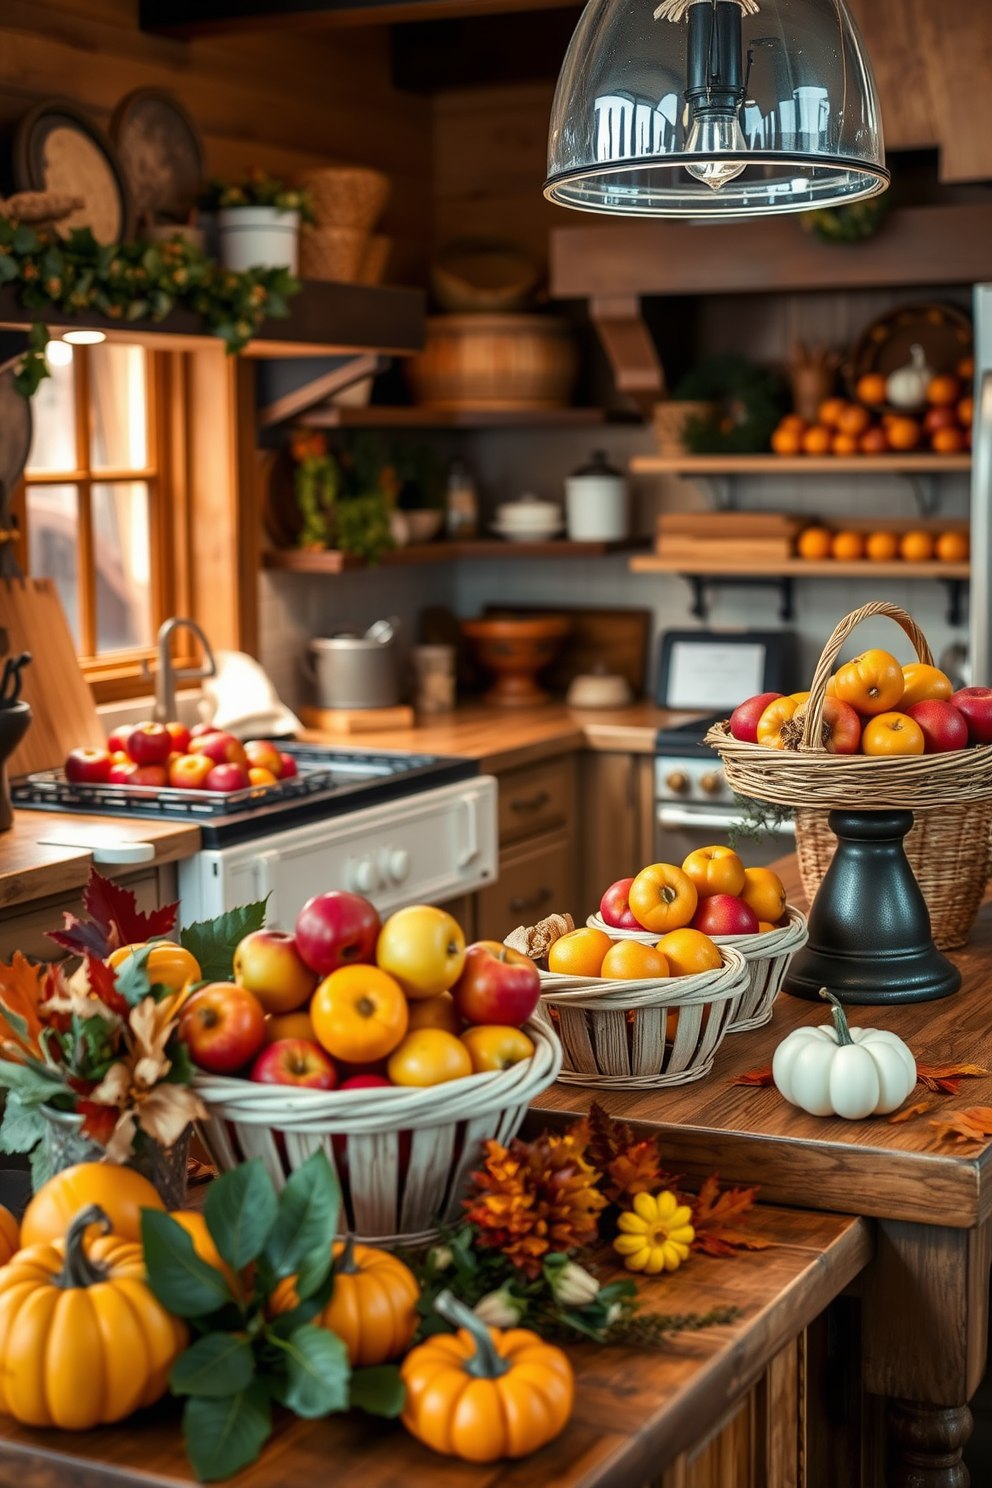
[140,0,579,36]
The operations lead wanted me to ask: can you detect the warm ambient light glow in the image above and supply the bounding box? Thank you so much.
[63,329,107,345]
[44,340,74,367]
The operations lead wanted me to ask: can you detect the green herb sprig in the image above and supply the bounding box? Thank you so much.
[199,170,316,225]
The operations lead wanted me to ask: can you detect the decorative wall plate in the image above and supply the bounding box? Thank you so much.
[13,99,134,244]
[847,303,973,396]
[109,88,205,227]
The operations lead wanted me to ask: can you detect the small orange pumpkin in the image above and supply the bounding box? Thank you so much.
[270,1235,419,1367]
[0,1204,19,1265]
[21,1162,165,1247]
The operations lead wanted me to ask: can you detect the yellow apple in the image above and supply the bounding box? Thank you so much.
[375,905,466,1000]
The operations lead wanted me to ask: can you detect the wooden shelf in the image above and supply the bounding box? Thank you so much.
[631,454,972,476]
[265,539,648,573]
[630,556,970,579]
[298,406,608,429]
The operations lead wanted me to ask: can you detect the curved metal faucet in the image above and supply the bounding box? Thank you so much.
[141,618,217,723]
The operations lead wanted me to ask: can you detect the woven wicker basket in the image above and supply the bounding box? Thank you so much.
[585,908,808,1031]
[653,400,716,455]
[539,946,748,1090]
[193,1018,561,1247]
[795,805,992,951]
[298,167,390,231]
[300,224,366,283]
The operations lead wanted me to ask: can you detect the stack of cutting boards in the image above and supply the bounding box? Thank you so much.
[0,579,105,778]
[656,512,803,565]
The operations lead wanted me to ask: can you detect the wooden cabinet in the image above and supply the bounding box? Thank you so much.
[0,864,179,963]
[475,752,579,942]
[578,752,656,924]
[498,757,572,846]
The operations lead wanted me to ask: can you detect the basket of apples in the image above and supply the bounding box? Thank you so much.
[535,878,749,1089]
[591,851,808,1033]
[183,891,561,1246]
[63,720,299,798]
[707,601,992,950]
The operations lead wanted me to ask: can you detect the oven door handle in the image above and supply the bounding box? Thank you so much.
[255,849,282,922]
[657,804,795,834]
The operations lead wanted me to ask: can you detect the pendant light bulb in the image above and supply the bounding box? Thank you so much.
[683,113,748,189]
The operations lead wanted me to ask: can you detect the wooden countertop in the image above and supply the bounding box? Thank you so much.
[0,1204,869,1488]
[0,812,201,913]
[304,702,698,773]
[532,857,992,1230]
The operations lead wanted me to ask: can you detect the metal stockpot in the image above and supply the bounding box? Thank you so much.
[306,621,400,709]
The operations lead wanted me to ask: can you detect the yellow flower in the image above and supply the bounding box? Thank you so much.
[613,1189,695,1274]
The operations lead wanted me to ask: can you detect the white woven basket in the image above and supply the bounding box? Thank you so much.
[194,1017,561,1247]
[585,907,808,1032]
[539,946,748,1090]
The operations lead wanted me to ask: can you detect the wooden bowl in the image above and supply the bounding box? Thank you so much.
[461,616,570,707]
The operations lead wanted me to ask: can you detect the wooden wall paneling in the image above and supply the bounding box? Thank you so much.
[185,345,242,653]
[845,0,940,154]
[907,0,992,183]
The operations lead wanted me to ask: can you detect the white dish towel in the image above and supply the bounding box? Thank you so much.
[200,650,301,740]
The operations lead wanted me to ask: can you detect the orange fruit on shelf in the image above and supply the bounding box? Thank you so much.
[958,396,975,428]
[740,867,788,923]
[865,530,899,561]
[935,530,970,562]
[757,695,799,750]
[901,662,953,706]
[927,375,961,407]
[831,432,861,456]
[797,526,833,559]
[655,928,723,978]
[831,530,864,560]
[779,413,806,433]
[856,373,888,406]
[861,712,926,756]
[958,356,975,381]
[932,425,966,454]
[802,425,833,455]
[771,424,804,455]
[834,648,904,715]
[628,863,698,934]
[600,941,670,981]
[886,416,921,451]
[860,426,890,454]
[681,845,746,899]
[837,403,871,437]
[899,529,935,562]
[818,397,848,427]
[547,926,613,978]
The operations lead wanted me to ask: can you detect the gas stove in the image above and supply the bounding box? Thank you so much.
[655,713,730,809]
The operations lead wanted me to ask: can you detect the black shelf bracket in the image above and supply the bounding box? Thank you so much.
[942,577,969,627]
[685,573,795,622]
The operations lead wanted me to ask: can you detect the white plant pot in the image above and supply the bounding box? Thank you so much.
[216,207,300,273]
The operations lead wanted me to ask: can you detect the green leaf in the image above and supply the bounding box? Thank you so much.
[262,1148,339,1281]
[349,1366,405,1418]
[0,1096,46,1155]
[293,1240,334,1301]
[141,1210,234,1318]
[29,1140,52,1190]
[181,900,267,983]
[277,1324,349,1419]
[163,1035,196,1085]
[205,1159,278,1272]
[0,1058,66,1104]
[183,1379,272,1483]
[113,944,153,1007]
[170,1332,255,1399]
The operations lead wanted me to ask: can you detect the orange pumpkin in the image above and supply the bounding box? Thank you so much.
[271,1236,419,1367]
[0,1205,19,1265]
[21,1163,165,1247]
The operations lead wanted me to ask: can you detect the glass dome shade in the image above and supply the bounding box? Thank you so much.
[545,0,888,218]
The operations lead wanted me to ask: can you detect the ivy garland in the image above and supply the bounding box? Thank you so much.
[0,218,301,398]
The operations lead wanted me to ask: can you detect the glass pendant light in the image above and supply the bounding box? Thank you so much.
[545,0,888,217]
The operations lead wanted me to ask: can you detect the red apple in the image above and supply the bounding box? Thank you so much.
[905,699,969,754]
[295,891,381,975]
[169,753,214,789]
[250,1038,337,1090]
[64,747,112,784]
[338,1073,393,1090]
[126,722,172,766]
[190,722,215,739]
[950,687,992,745]
[599,876,640,930]
[190,731,249,770]
[244,739,283,778]
[278,752,298,780]
[450,941,541,1028]
[108,760,139,785]
[730,692,785,744]
[234,929,318,1013]
[166,721,192,754]
[131,764,168,788]
[106,727,130,755]
[820,696,862,755]
[691,894,760,936]
[204,763,251,792]
[178,983,266,1074]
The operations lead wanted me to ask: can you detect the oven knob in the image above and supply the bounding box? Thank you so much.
[699,771,724,796]
[388,848,411,884]
[351,857,380,894]
[666,771,689,794]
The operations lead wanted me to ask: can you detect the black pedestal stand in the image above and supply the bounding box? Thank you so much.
[783,809,961,1006]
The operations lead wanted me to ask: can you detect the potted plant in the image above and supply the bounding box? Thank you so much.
[201,170,315,273]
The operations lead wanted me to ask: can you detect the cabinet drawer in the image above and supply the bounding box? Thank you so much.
[0,868,173,964]
[498,756,574,846]
[476,832,571,943]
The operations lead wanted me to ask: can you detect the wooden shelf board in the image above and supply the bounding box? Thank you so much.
[265,539,649,573]
[630,557,970,579]
[631,454,972,476]
[299,405,608,429]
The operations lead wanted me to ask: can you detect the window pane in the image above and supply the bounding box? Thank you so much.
[26,483,80,645]
[90,344,148,470]
[92,481,152,653]
[25,349,77,474]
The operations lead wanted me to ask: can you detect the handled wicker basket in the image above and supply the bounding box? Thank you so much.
[539,946,748,1090]
[705,602,992,948]
[193,1018,561,1248]
[585,908,808,1031]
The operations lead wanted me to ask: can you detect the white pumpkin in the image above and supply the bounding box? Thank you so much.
[772,989,917,1120]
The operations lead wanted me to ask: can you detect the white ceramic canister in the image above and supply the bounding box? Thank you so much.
[217,207,300,273]
[564,450,629,541]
